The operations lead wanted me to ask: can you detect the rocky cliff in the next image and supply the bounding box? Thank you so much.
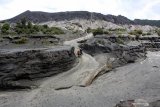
[0,46,77,89]
[80,37,146,69]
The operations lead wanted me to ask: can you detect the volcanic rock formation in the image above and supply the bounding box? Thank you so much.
[80,37,146,69]
[0,46,77,89]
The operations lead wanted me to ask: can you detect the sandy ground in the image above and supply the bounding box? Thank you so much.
[0,51,160,107]
[0,33,160,107]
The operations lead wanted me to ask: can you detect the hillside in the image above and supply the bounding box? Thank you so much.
[2,10,160,27]
[1,9,160,107]
[134,19,160,27]
[2,10,134,24]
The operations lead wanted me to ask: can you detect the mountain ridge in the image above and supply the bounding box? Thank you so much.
[2,10,160,27]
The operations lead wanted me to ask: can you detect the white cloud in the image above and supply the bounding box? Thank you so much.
[0,0,160,20]
[133,0,160,19]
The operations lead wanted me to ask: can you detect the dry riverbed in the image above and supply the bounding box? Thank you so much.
[0,51,160,107]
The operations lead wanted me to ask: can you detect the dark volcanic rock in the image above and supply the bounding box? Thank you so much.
[0,46,77,89]
[80,38,146,68]
[115,100,160,107]
[114,100,135,107]
[95,36,160,50]
[150,100,160,107]
[139,37,160,50]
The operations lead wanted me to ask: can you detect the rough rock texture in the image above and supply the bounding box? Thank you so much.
[139,37,160,50]
[115,99,160,107]
[0,46,77,89]
[95,35,160,50]
[80,38,146,68]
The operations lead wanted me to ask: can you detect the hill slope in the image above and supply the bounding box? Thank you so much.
[134,19,160,27]
[3,10,134,24]
[2,10,160,27]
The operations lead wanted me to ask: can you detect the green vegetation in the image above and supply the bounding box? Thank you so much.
[86,27,92,33]
[13,37,28,44]
[49,27,64,35]
[1,23,10,34]
[86,27,109,36]
[116,37,124,44]
[0,18,64,35]
[40,26,64,35]
[155,29,160,36]
[15,20,36,34]
[142,32,152,36]
[129,29,143,36]
[92,28,104,36]
[108,28,126,32]
[97,40,105,45]
[109,28,126,35]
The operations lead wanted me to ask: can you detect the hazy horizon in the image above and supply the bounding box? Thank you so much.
[0,0,160,20]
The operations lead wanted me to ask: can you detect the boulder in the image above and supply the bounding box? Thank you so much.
[115,99,160,107]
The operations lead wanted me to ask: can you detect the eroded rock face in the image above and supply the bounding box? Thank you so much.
[0,46,77,89]
[139,37,160,50]
[80,38,146,68]
[95,36,160,51]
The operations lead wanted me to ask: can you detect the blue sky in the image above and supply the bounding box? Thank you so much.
[0,0,160,20]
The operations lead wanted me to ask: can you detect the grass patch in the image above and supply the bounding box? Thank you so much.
[13,37,28,44]
[109,28,126,32]
[49,27,65,35]
[142,32,152,36]
[116,37,124,44]
[155,29,160,36]
[86,27,110,36]
[129,29,143,36]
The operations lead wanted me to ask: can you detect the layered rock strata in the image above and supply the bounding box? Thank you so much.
[0,46,77,89]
